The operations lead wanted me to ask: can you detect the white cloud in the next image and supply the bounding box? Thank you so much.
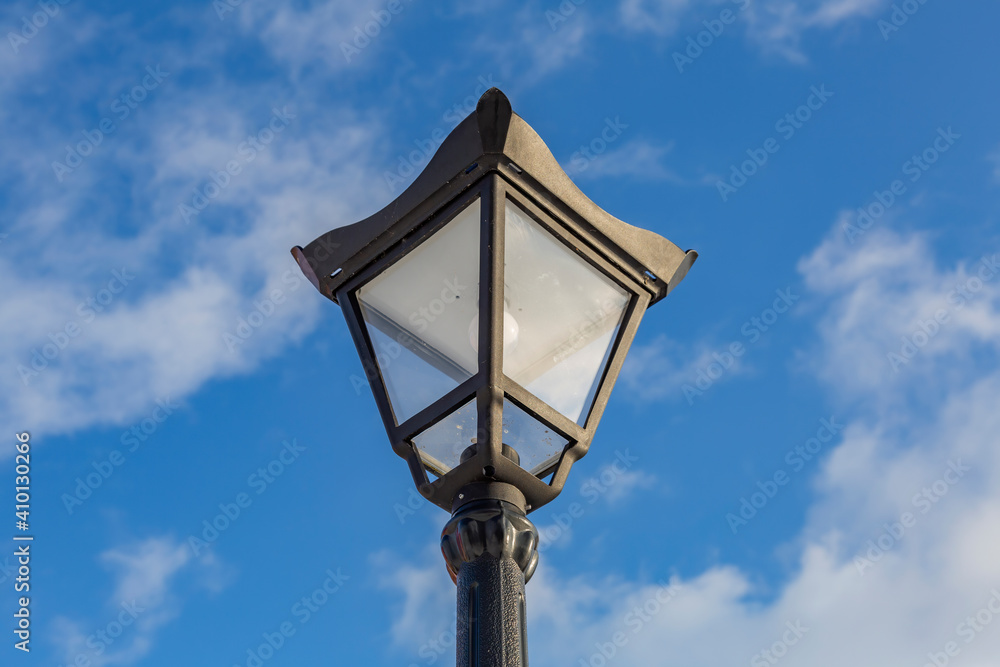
[743,0,889,60]
[619,0,693,36]
[618,0,891,61]
[568,139,693,184]
[808,0,887,25]
[535,453,658,549]
[373,545,456,649]
[603,467,659,504]
[0,2,108,101]
[53,536,228,666]
[797,225,1000,408]
[235,0,395,72]
[378,224,1000,666]
[622,334,747,402]
[479,5,591,85]
[0,11,391,442]
[100,537,194,604]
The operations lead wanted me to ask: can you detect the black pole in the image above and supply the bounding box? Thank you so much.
[441,490,539,667]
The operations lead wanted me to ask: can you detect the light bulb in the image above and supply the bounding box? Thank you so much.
[503,310,520,352]
[468,310,520,354]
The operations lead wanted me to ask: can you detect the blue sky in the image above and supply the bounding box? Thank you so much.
[2,0,999,665]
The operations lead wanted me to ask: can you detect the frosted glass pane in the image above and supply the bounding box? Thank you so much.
[503,201,628,425]
[358,199,480,423]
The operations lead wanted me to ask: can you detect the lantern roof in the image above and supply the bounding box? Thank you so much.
[292,88,696,305]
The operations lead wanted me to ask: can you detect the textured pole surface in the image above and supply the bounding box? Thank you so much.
[441,499,538,667]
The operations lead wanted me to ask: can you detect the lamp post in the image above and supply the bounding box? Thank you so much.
[292,88,695,667]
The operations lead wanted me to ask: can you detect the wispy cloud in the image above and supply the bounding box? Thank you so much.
[567,139,695,184]
[618,0,892,61]
[798,225,1000,409]
[373,545,456,650]
[53,536,229,666]
[475,4,591,85]
[622,334,749,402]
[235,0,395,72]
[0,7,390,441]
[619,0,693,36]
[743,0,889,60]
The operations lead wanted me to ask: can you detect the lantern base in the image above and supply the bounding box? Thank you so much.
[441,496,539,667]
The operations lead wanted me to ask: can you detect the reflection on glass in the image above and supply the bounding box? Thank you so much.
[358,199,480,423]
[503,201,628,425]
[412,398,569,477]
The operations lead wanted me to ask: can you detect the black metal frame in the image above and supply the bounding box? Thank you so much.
[292,88,696,514]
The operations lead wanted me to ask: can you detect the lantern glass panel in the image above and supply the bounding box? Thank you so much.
[411,397,570,477]
[357,199,481,424]
[502,399,569,476]
[411,398,477,476]
[502,201,629,425]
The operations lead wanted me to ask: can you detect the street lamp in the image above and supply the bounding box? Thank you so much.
[292,88,695,667]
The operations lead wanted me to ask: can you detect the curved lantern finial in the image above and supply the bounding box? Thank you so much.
[292,88,696,307]
[476,87,513,153]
